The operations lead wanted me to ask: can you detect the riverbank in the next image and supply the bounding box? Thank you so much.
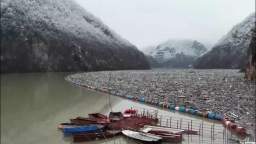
[66,69,255,138]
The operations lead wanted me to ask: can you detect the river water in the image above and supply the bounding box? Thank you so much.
[1,73,238,144]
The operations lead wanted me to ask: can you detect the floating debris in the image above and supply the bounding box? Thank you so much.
[58,109,161,142]
[66,69,255,137]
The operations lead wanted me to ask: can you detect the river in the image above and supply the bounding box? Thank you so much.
[1,73,238,144]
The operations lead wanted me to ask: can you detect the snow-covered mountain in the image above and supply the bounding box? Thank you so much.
[143,40,207,68]
[1,0,149,73]
[194,13,255,69]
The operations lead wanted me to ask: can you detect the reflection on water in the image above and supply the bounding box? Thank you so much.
[1,73,234,144]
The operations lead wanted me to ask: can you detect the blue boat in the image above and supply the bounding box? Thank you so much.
[62,124,104,135]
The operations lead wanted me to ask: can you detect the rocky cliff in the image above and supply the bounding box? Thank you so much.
[0,0,149,73]
[245,27,256,80]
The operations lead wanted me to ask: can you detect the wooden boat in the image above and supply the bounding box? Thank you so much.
[124,109,137,115]
[123,109,137,117]
[223,117,237,130]
[70,116,109,125]
[143,125,198,135]
[223,117,247,136]
[149,132,182,143]
[122,130,162,144]
[109,112,123,121]
[142,125,184,134]
[182,129,198,135]
[141,125,183,143]
[235,126,247,136]
[58,123,81,129]
[71,117,98,125]
[73,130,121,142]
[62,124,105,135]
[88,113,108,119]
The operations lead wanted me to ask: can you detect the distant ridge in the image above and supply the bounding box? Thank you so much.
[143,39,207,68]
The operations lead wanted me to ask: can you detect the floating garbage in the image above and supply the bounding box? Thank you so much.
[178,106,186,113]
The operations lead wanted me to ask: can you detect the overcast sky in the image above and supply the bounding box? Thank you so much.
[74,0,255,49]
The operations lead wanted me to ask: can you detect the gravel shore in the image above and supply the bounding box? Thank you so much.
[66,69,255,137]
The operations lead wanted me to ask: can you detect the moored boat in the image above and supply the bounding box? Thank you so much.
[123,109,137,117]
[235,126,247,136]
[71,116,110,125]
[73,130,121,142]
[149,132,182,143]
[142,125,184,134]
[57,123,81,129]
[109,112,124,121]
[223,117,247,136]
[62,124,105,135]
[122,130,162,144]
[142,125,198,135]
[124,109,137,115]
[88,113,108,119]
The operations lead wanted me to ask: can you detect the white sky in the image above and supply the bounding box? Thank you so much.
[74,0,255,49]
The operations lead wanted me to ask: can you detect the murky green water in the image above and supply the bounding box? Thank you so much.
[1,73,236,144]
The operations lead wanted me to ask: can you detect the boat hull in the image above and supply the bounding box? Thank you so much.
[122,130,162,144]
[73,130,121,142]
[62,125,104,135]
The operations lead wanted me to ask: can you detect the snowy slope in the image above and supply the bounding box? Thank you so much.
[143,39,207,68]
[216,13,255,47]
[194,13,255,69]
[1,0,132,48]
[1,0,149,72]
[144,40,207,62]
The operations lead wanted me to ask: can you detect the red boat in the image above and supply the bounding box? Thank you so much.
[235,126,247,136]
[124,109,137,114]
[88,113,108,119]
[223,117,247,136]
[223,117,237,129]
[57,123,82,129]
[123,109,137,117]
[109,112,124,121]
[73,130,121,142]
[146,131,182,142]
[70,117,110,125]
[182,129,198,135]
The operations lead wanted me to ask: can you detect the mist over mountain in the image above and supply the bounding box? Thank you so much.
[143,39,207,68]
[0,0,149,73]
[194,13,255,69]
